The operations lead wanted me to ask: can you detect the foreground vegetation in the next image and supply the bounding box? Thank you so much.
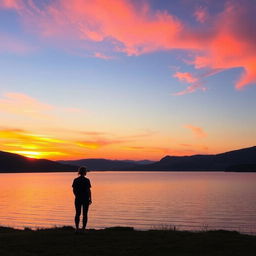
[0,226,255,256]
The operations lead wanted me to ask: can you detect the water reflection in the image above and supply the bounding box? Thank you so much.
[0,172,255,233]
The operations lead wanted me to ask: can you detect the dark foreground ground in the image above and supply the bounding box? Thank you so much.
[0,226,255,256]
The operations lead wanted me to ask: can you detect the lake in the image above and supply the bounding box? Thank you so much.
[0,172,255,233]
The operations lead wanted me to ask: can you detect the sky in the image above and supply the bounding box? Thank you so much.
[0,0,255,160]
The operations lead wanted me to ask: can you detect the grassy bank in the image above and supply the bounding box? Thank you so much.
[0,226,255,256]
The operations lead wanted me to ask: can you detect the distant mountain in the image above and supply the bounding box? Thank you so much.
[58,158,155,171]
[1,146,255,173]
[0,151,77,173]
[122,160,155,165]
[128,146,256,171]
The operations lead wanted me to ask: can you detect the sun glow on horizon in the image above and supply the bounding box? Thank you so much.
[8,150,43,159]
[6,150,68,159]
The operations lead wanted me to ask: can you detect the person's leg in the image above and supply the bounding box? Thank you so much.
[75,198,82,230]
[82,202,89,230]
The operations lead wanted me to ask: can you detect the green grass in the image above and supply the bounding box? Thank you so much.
[0,226,255,256]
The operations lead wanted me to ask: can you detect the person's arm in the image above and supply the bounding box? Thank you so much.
[72,180,77,197]
[88,188,92,204]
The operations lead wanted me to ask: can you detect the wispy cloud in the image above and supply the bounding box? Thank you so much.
[93,52,114,60]
[0,128,68,158]
[0,127,132,159]
[0,92,83,119]
[173,72,198,83]
[184,124,207,138]
[123,146,169,153]
[173,83,207,96]
[0,92,53,119]
[76,138,125,149]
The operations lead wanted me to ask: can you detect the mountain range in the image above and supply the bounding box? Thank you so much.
[0,146,256,172]
[60,146,256,172]
[127,146,256,171]
[59,159,155,171]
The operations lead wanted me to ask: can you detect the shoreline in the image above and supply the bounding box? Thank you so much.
[1,226,255,256]
[1,170,256,173]
[1,225,255,236]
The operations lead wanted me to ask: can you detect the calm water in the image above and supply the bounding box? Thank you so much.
[0,172,255,233]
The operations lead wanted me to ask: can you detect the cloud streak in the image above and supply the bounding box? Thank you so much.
[173,83,207,96]
[184,125,207,138]
[0,92,53,119]
[93,52,114,60]
[0,127,139,159]
[0,92,83,119]
[173,72,198,84]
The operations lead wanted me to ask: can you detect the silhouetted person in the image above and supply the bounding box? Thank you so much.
[72,166,92,232]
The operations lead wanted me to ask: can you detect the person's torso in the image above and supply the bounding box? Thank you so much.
[73,176,91,199]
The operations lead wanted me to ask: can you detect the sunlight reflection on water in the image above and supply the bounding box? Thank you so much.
[0,172,255,233]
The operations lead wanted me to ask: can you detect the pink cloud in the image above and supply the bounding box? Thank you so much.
[184,125,207,138]
[194,7,208,23]
[93,52,114,60]
[1,0,256,90]
[173,83,207,96]
[172,71,207,95]
[0,0,21,9]
[173,72,198,83]
[4,0,181,55]
[190,1,256,89]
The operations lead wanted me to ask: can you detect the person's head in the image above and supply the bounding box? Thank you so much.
[78,166,88,176]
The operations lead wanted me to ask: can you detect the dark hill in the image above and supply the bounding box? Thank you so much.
[0,151,77,173]
[128,146,256,171]
[58,159,155,171]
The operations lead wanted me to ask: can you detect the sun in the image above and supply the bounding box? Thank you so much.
[9,150,43,159]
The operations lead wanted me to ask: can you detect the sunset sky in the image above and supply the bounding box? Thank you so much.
[0,0,255,160]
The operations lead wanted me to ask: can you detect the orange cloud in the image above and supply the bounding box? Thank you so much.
[0,128,69,158]
[124,146,169,153]
[0,92,83,119]
[0,92,53,119]
[0,127,129,159]
[76,138,125,149]
[184,125,207,138]
[0,127,213,160]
